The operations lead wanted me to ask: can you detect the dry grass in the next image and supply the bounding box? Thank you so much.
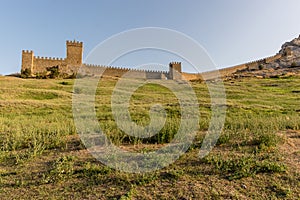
[0,75,299,199]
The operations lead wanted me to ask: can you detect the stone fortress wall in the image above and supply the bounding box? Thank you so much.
[21,40,180,80]
[182,54,282,80]
[218,54,282,76]
[22,41,86,76]
[82,64,168,79]
[21,40,283,81]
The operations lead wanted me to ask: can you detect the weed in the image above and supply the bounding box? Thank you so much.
[203,154,286,180]
[120,185,137,200]
[251,132,283,152]
[82,162,112,177]
[269,183,291,198]
[43,156,75,183]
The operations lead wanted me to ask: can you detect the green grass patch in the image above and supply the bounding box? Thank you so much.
[0,76,299,199]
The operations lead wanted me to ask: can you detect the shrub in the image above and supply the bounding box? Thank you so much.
[21,68,31,78]
[6,73,21,77]
[46,66,60,78]
[59,81,71,85]
[35,72,48,79]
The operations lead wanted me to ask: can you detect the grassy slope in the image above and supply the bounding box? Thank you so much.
[0,76,299,199]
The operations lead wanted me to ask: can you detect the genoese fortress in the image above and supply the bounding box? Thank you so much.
[21,40,283,80]
[21,40,182,80]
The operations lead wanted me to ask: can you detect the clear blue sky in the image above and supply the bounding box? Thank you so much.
[1,0,300,74]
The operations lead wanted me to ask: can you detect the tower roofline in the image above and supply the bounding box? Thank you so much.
[66,40,83,46]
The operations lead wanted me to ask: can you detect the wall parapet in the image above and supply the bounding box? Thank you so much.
[83,63,168,74]
[34,56,65,61]
[218,53,283,74]
[66,40,83,46]
[22,50,33,53]
[241,54,282,66]
[170,61,181,65]
[186,53,284,81]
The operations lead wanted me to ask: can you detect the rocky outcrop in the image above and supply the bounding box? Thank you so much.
[278,35,300,67]
[230,35,300,79]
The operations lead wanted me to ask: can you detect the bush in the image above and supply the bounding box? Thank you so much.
[59,81,71,85]
[46,66,60,78]
[21,69,31,78]
[35,72,48,79]
[6,73,21,77]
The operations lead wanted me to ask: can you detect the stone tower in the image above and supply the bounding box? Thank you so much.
[21,50,34,75]
[66,40,83,66]
[169,62,182,80]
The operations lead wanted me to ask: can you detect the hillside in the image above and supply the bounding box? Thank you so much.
[229,35,300,79]
[181,35,300,81]
[0,76,299,199]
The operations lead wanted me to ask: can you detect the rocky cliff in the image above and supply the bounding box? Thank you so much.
[278,35,300,66]
[231,35,300,79]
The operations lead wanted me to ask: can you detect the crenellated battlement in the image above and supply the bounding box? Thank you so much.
[241,54,282,66]
[83,63,168,74]
[170,61,181,65]
[202,53,284,79]
[82,63,169,79]
[66,40,83,47]
[22,50,33,54]
[83,64,108,68]
[34,56,65,61]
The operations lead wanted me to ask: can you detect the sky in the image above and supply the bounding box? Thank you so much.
[1,0,300,74]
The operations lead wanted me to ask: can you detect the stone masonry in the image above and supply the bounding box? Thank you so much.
[21,40,182,80]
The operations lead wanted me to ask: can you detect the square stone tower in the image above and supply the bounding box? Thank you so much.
[66,40,83,66]
[21,50,34,75]
[169,62,182,80]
